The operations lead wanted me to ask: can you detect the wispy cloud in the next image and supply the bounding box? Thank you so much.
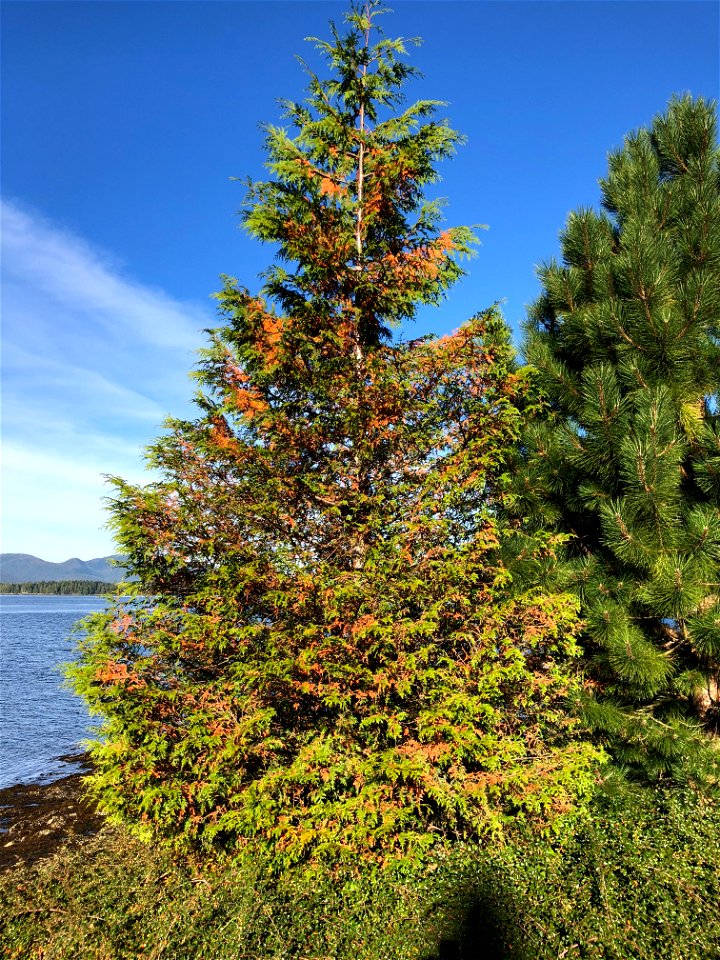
[1,199,212,561]
[2,200,206,350]
[2,440,152,563]
[4,344,171,425]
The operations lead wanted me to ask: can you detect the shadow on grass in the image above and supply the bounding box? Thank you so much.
[421,885,525,960]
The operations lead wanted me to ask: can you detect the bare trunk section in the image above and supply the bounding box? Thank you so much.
[352,3,372,372]
[347,4,374,573]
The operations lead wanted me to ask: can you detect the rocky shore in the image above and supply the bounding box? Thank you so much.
[0,757,104,872]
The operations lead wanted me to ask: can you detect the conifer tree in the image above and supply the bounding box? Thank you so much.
[520,96,720,778]
[72,2,599,872]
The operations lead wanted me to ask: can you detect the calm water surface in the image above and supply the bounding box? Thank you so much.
[0,594,107,788]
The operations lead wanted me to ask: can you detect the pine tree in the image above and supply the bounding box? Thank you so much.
[71,2,599,872]
[520,96,720,779]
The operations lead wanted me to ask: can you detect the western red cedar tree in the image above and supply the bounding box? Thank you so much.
[71,1,600,872]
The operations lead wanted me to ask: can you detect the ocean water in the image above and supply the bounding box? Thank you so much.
[0,594,107,789]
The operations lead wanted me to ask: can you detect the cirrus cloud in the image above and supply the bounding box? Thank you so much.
[1,198,212,562]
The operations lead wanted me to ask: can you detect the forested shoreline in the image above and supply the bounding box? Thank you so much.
[0,580,115,595]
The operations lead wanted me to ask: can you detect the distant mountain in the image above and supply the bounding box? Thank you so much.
[0,554,128,584]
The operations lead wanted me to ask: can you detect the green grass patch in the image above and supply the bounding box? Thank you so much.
[2,785,718,960]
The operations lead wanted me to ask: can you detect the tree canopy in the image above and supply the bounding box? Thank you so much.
[519,95,720,779]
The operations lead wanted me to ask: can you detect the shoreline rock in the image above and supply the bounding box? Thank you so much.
[0,758,104,872]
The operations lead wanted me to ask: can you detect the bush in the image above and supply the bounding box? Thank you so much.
[421,784,720,960]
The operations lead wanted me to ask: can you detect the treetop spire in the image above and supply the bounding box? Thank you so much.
[239,0,475,357]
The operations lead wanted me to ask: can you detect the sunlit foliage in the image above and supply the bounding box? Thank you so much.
[519,96,720,779]
[71,2,600,872]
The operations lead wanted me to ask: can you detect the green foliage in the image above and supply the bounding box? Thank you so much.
[0,829,417,960]
[3,786,719,959]
[69,1,599,874]
[0,581,116,595]
[417,784,720,960]
[518,95,720,778]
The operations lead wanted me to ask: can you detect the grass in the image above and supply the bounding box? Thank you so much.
[1,783,719,960]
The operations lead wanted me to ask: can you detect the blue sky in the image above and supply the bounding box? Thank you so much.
[2,1,718,562]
